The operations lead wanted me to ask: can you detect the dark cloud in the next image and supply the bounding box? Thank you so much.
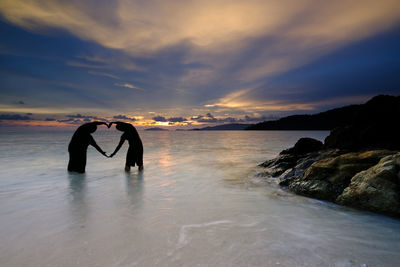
[66,114,108,122]
[58,114,108,124]
[45,118,55,121]
[57,118,82,124]
[113,114,136,121]
[17,101,25,105]
[196,118,217,123]
[67,114,86,118]
[0,114,32,120]
[193,113,220,123]
[153,116,167,122]
[191,115,203,120]
[206,113,214,118]
[26,113,33,115]
[190,114,273,124]
[168,117,187,122]
[195,115,233,123]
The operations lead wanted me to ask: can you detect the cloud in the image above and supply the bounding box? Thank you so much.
[66,60,106,69]
[66,114,108,122]
[190,113,235,123]
[206,113,214,118]
[1,1,398,57]
[88,71,120,80]
[189,113,273,124]
[205,88,316,112]
[114,83,142,90]
[17,101,25,105]
[0,114,32,120]
[57,114,109,124]
[45,118,56,121]
[26,113,33,115]
[168,117,187,122]
[67,114,87,119]
[153,116,167,122]
[113,114,136,121]
[57,118,82,124]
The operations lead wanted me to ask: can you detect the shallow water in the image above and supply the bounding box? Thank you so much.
[0,129,400,266]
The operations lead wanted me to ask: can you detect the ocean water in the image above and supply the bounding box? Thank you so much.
[1,129,400,266]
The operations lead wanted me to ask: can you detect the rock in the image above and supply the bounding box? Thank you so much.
[259,154,299,177]
[280,137,323,155]
[259,138,324,177]
[287,150,395,201]
[278,149,342,186]
[336,153,400,216]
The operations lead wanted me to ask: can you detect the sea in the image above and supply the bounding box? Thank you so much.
[0,129,400,266]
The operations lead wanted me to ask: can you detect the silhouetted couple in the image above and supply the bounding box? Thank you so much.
[68,121,143,173]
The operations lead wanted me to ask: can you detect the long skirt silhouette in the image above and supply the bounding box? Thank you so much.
[110,122,143,171]
[68,122,107,173]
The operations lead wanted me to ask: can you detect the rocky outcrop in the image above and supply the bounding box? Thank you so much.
[260,138,400,217]
[259,95,400,217]
[277,149,343,185]
[336,153,400,216]
[260,138,325,177]
[287,150,394,202]
[280,137,323,155]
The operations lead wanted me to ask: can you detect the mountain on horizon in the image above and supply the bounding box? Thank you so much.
[190,123,253,131]
[246,95,398,130]
[145,127,168,131]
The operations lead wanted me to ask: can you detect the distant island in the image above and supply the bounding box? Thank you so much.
[246,104,361,130]
[145,127,168,131]
[184,97,390,131]
[172,95,396,132]
[190,123,253,131]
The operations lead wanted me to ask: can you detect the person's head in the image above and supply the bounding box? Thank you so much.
[80,123,97,133]
[87,125,97,133]
[116,122,136,133]
[116,122,128,132]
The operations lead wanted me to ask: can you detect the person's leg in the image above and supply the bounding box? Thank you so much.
[125,165,131,172]
[138,165,144,171]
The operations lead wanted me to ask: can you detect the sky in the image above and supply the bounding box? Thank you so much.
[0,0,399,129]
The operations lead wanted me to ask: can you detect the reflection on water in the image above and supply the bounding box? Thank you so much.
[1,130,400,266]
[125,171,144,207]
[68,172,87,198]
[68,172,89,231]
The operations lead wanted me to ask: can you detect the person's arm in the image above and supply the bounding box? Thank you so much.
[92,121,108,127]
[108,121,119,128]
[110,136,125,158]
[89,136,108,157]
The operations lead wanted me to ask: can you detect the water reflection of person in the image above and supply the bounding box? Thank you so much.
[109,122,144,172]
[68,172,89,230]
[125,171,144,206]
[68,121,108,173]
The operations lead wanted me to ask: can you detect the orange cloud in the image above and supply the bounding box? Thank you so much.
[1,0,399,57]
[206,89,373,112]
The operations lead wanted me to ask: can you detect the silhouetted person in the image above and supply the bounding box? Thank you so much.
[109,122,144,171]
[68,121,108,173]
